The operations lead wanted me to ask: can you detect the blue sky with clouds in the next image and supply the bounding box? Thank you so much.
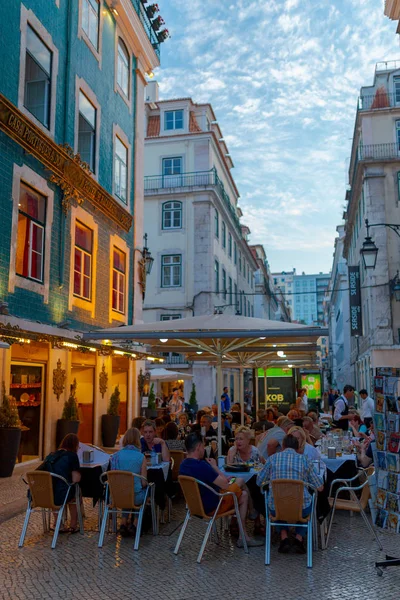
[154,0,399,274]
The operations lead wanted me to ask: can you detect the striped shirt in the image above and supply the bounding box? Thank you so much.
[256,448,323,511]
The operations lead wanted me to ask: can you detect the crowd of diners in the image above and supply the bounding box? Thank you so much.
[39,384,376,554]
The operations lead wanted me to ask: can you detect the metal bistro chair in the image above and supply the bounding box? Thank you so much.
[263,479,317,568]
[19,471,83,549]
[325,466,382,550]
[174,475,249,563]
[98,471,156,551]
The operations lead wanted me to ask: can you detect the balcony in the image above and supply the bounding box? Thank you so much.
[358,143,400,160]
[359,90,400,111]
[131,0,161,58]
[161,353,189,366]
[144,168,242,234]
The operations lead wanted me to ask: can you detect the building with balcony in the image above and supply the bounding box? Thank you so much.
[0,0,161,463]
[343,61,400,388]
[251,245,291,322]
[272,270,296,319]
[143,83,258,401]
[325,226,352,392]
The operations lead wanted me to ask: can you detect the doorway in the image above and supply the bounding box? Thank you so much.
[72,366,94,444]
[111,369,128,436]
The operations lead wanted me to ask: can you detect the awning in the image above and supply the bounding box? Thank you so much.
[148,367,193,381]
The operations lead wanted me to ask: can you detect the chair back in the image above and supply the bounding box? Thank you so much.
[178,475,208,518]
[106,471,140,510]
[170,451,185,480]
[271,479,305,522]
[27,471,58,510]
[359,466,374,510]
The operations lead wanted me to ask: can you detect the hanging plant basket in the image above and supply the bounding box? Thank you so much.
[157,29,170,43]
[146,4,159,19]
[152,16,164,31]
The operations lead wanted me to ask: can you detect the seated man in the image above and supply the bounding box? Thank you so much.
[257,434,323,554]
[200,414,217,438]
[252,409,274,433]
[140,420,170,462]
[258,416,294,459]
[302,416,322,445]
[179,432,263,547]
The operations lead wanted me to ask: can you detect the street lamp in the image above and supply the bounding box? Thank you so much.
[142,233,154,275]
[360,219,378,270]
[138,233,154,299]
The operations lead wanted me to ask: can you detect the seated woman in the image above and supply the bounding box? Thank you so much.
[349,412,369,440]
[164,422,186,451]
[266,408,275,423]
[288,425,324,467]
[39,433,81,533]
[155,417,166,439]
[110,427,147,537]
[178,413,192,439]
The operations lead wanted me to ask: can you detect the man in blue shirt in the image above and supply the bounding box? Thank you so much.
[180,432,263,547]
[221,387,231,412]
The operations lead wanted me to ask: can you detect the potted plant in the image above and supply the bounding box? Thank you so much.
[144,383,157,419]
[56,379,80,448]
[101,385,121,448]
[146,3,159,19]
[0,383,21,477]
[157,28,170,43]
[189,382,198,414]
[151,15,164,31]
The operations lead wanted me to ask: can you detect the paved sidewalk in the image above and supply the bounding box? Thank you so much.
[1,497,399,600]
[0,461,40,523]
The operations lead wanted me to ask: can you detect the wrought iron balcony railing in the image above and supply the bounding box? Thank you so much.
[131,0,160,58]
[359,91,400,111]
[358,143,400,160]
[144,168,242,234]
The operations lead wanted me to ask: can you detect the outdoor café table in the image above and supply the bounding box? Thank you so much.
[147,461,173,509]
[78,444,110,506]
[217,457,257,483]
[319,452,358,492]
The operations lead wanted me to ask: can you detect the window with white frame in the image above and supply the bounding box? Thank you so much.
[222,221,226,249]
[117,38,129,97]
[161,314,181,320]
[228,232,232,258]
[74,221,93,300]
[239,250,242,273]
[24,25,52,128]
[161,255,182,287]
[222,268,227,299]
[229,276,233,306]
[234,241,237,264]
[395,76,400,105]
[164,109,183,131]
[112,246,126,313]
[162,157,182,175]
[215,260,219,294]
[234,283,238,311]
[78,91,96,172]
[396,120,400,152]
[215,209,219,238]
[16,182,46,282]
[162,201,182,229]
[82,0,99,49]
[114,136,127,203]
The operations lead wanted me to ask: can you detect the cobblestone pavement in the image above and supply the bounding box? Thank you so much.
[0,495,399,600]
[0,462,40,523]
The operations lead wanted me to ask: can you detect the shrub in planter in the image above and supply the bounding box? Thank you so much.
[146,3,159,19]
[56,379,80,448]
[0,383,22,477]
[189,382,198,413]
[151,15,164,31]
[102,385,121,448]
[144,383,157,419]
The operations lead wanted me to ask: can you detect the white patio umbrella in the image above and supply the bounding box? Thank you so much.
[148,367,193,381]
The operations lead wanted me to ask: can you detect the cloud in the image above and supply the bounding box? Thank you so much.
[156,0,399,272]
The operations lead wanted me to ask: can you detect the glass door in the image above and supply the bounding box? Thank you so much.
[10,362,45,462]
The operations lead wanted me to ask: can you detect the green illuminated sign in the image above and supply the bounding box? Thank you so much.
[257,368,293,378]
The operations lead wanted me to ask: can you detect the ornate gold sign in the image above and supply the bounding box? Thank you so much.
[53,359,66,401]
[99,364,108,398]
[0,94,133,232]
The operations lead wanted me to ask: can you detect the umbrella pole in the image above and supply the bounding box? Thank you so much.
[216,354,223,457]
[255,367,259,415]
[239,366,244,426]
[264,369,267,407]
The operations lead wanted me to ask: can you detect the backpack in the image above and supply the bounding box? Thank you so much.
[36,450,64,473]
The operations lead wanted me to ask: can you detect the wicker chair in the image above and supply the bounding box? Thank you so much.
[19,471,83,549]
[98,470,156,550]
[325,466,382,550]
[263,479,317,568]
[170,451,185,481]
[174,475,248,563]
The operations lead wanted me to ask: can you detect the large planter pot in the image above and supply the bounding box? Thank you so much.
[144,408,157,419]
[146,7,156,19]
[101,415,120,448]
[0,427,21,477]
[56,419,80,449]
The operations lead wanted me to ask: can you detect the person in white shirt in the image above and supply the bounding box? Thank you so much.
[359,389,374,428]
[301,388,309,413]
[168,388,183,419]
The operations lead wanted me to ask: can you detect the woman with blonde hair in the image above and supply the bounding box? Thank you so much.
[227,425,263,464]
[110,427,148,537]
[288,426,321,462]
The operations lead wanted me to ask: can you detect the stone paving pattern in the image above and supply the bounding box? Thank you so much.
[0,487,399,600]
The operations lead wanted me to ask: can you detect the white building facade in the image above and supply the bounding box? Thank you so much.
[251,245,291,321]
[143,84,258,402]
[343,62,400,391]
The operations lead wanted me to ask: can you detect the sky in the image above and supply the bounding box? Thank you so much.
[154,0,400,275]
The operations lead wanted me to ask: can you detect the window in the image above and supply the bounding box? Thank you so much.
[251,305,254,317]
[234,241,237,265]
[114,137,127,202]
[229,277,233,306]
[164,109,183,130]
[24,25,52,128]
[215,209,219,238]
[243,292,247,316]
[215,260,219,294]
[228,233,232,258]
[78,91,96,172]
[222,268,227,299]
[161,314,181,320]
[82,0,99,49]
[234,283,238,312]
[161,255,181,287]
[222,222,226,249]
[16,183,46,282]
[396,120,400,152]
[74,221,93,300]
[162,201,182,229]
[117,39,129,97]
[239,251,242,273]
[112,247,126,313]
[395,77,400,105]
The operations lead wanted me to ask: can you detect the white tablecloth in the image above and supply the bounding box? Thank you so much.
[217,457,257,483]
[319,453,356,473]
[78,443,110,471]
[148,461,170,481]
